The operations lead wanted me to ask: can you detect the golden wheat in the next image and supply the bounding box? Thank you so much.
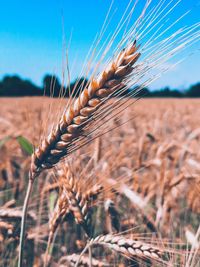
[30,41,140,180]
[89,234,163,260]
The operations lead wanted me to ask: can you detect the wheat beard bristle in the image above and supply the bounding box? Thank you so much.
[30,41,141,179]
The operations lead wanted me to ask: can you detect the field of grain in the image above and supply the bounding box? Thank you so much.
[0,97,200,266]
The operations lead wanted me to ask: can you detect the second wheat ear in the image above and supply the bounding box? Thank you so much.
[18,41,140,267]
[44,167,103,265]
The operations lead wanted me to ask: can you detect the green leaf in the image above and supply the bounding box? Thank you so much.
[16,136,34,155]
[0,136,11,149]
[49,191,58,214]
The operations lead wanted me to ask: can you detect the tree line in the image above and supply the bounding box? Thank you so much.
[0,74,200,97]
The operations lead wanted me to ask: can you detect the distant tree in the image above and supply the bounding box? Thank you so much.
[151,87,183,98]
[136,87,150,98]
[170,89,183,98]
[185,83,200,97]
[0,75,42,97]
[42,75,61,97]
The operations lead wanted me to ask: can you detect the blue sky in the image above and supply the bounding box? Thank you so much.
[0,0,200,90]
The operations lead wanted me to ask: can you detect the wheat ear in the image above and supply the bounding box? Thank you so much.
[45,170,103,265]
[0,208,36,221]
[91,234,162,259]
[60,168,93,236]
[76,234,163,266]
[48,181,103,243]
[31,40,140,180]
[59,253,109,266]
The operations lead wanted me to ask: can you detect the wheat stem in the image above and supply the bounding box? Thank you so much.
[18,177,34,267]
[75,242,91,267]
[88,246,92,267]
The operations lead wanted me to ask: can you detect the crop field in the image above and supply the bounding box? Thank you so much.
[0,97,199,266]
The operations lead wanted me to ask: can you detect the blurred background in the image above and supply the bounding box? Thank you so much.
[0,0,200,97]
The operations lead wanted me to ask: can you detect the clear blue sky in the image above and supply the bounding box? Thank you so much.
[0,0,200,90]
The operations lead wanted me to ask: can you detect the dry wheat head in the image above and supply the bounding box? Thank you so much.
[49,167,103,240]
[90,234,163,261]
[30,41,140,179]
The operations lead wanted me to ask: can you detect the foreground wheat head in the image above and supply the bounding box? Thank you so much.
[30,41,140,180]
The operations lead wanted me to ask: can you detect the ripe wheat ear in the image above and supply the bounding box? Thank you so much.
[44,167,103,266]
[75,234,165,267]
[31,41,140,180]
[91,234,163,259]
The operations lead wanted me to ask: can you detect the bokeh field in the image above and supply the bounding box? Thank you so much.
[0,98,200,266]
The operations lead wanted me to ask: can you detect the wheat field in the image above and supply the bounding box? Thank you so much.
[1,0,200,265]
[0,97,199,266]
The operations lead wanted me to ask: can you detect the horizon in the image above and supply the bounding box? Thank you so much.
[0,0,200,90]
[0,72,200,92]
